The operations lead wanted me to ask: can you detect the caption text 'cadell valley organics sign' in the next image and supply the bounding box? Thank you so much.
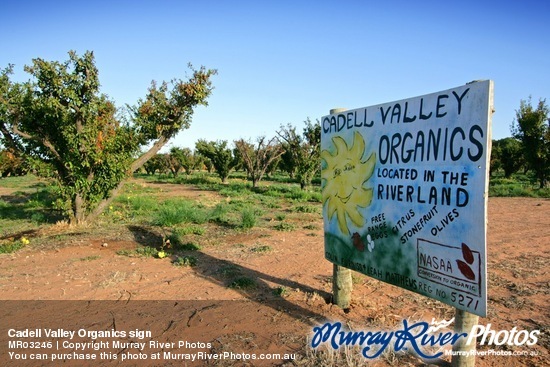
[321,81,493,317]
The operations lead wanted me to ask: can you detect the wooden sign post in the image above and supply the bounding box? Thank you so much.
[452,309,479,366]
[330,108,353,309]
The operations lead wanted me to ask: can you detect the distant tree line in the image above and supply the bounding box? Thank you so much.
[139,118,322,189]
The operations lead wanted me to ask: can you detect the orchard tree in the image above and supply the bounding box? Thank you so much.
[0,51,216,224]
[491,137,524,178]
[511,97,550,188]
[167,147,188,177]
[195,139,235,183]
[234,136,284,188]
[143,153,170,175]
[0,148,27,177]
[277,118,321,189]
[177,147,199,175]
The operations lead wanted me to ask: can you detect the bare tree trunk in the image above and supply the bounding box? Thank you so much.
[72,194,86,225]
[85,180,126,224]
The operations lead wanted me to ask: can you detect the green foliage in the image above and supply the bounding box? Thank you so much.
[489,172,550,197]
[195,140,235,183]
[240,206,257,229]
[143,154,170,175]
[303,224,319,230]
[511,97,550,188]
[277,118,322,189]
[153,199,208,226]
[291,204,319,214]
[273,286,288,297]
[250,244,272,253]
[79,255,101,261]
[0,178,61,235]
[0,149,27,177]
[274,222,296,231]
[174,225,205,236]
[218,182,250,198]
[209,202,230,224]
[124,195,158,214]
[172,255,197,267]
[491,137,524,178]
[0,51,216,224]
[116,246,158,258]
[229,277,256,290]
[216,264,241,278]
[0,240,26,254]
[166,147,197,176]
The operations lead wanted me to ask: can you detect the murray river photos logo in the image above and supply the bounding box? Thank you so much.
[311,319,540,359]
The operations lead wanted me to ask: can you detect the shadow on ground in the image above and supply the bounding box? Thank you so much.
[127,224,332,326]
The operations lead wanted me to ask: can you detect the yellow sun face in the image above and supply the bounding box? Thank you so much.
[321,131,376,235]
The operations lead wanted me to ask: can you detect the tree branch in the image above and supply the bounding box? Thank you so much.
[0,121,23,152]
[130,134,169,173]
[11,122,62,161]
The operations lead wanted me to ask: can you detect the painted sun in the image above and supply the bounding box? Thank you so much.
[321,131,376,235]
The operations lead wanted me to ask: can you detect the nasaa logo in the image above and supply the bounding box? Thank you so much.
[417,239,481,297]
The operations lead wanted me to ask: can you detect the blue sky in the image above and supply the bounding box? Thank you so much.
[2,0,549,150]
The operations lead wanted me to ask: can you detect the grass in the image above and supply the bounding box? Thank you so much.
[250,244,272,253]
[274,222,296,231]
[0,175,62,237]
[116,246,158,258]
[291,204,319,214]
[489,171,550,197]
[153,199,208,226]
[173,225,205,236]
[1,170,548,257]
[79,255,101,261]
[240,206,257,229]
[216,264,241,278]
[0,240,26,254]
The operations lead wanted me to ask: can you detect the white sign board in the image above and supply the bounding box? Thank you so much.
[321,81,493,316]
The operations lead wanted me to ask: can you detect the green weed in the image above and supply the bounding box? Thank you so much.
[153,200,208,226]
[229,277,256,290]
[172,255,197,267]
[292,204,319,214]
[124,195,157,213]
[116,246,158,258]
[79,255,101,261]
[273,286,288,297]
[209,203,230,224]
[250,244,272,253]
[274,222,295,231]
[0,241,25,254]
[174,225,205,236]
[240,206,257,229]
[216,264,241,278]
[303,224,319,230]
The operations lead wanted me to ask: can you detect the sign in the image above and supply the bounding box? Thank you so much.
[321,81,493,316]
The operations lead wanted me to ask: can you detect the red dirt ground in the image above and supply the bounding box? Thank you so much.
[0,182,548,366]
